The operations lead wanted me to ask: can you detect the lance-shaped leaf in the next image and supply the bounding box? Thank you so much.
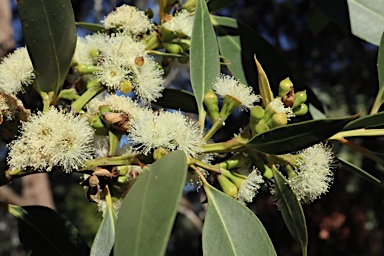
[255,56,274,106]
[245,115,357,154]
[90,186,116,256]
[3,203,90,255]
[203,184,276,256]
[342,112,384,130]
[155,88,198,113]
[272,168,307,256]
[311,0,350,32]
[76,22,107,33]
[114,151,187,256]
[18,0,77,95]
[190,0,220,122]
[370,32,384,114]
[338,157,381,184]
[207,0,236,12]
[347,0,384,46]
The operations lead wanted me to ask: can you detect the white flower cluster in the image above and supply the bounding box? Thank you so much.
[288,143,334,203]
[236,169,264,204]
[7,108,94,173]
[163,10,195,37]
[213,74,261,110]
[268,98,294,120]
[74,33,164,103]
[0,47,35,95]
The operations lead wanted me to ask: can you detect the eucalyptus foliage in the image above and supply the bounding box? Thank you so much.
[0,0,383,255]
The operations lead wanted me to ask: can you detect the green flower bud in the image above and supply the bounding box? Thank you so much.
[89,48,99,59]
[218,153,249,170]
[217,174,238,198]
[221,169,245,189]
[58,88,79,101]
[88,114,105,129]
[219,95,241,121]
[204,90,219,121]
[153,148,167,160]
[278,77,293,98]
[120,80,133,94]
[292,90,307,108]
[250,106,265,127]
[293,103,308,116]
[75,64,100,74]
[116,165,129,176]
[164,42,183,54]
[254,123,270,135]
[117,176,128,183]
[283,164,297,179]
[266,112,287,128]
[98,105,110,115]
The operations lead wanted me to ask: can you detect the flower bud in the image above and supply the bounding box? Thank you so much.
[293,103,308,116]
[217,174,238,198]
[116,165,129,176]
[89,48,99,59]
[250,106,265,127]
[278,77,293,98]
[254,123,269,135]
[119,80,133,94]
[134,56,145,66]
[75,64,100,74]
[153,148,167,160]
[164,42,184,54]
[221,169,245,189]
[204,90,219,121]
[219,95,241,121]
[117,176,128,183]
[292,90,307,108]
[89,175,99,187]
[218,153,249,170]
[266,112,287,128]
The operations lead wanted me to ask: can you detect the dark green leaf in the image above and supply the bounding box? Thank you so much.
[190,0,220,119]
[347,0,384,46]
[114,151,187,256]
[312,0,350,31]
[342,112,384,130]
[7,204,89,256]
[203,184,276,256]
[207,0,236,12]
[155,88,198,113]
[90,192,116,256]
[378,32,384,88]
[245,115,357,154]
[76,22,107,33]
[338,157,381,184]
[272,168,307,256]
[308,3,331,36]
[18,0,77,95]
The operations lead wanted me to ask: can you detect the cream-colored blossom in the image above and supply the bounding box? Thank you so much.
[163,10,194,37]
[103,5,153,35]
[0,47,35,94]
[236,169,264,204]
[128,109,204,156]
[288,143,334,203]
[7,108,94,173]
[213,74,261,110]
[95,58,131,90]
[268,98,294,120]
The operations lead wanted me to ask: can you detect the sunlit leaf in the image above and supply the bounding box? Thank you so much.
[203,184,276,256]
[114,151,187,256]
[272,168,307,256]
[18,0,77,95]
[338,157,381,184]
[155,88,198,113]
[245,115,357,154]
[190,0,220,121]
[347,0,384,46]
[76,22,107,33]
[5,204,90,255]
[90,186,116,256]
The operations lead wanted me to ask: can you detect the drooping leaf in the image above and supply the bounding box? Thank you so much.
[338,157,381,184]
[245,115,357,154]
[190,0,220,122]
[311,0,351,31]
[18,0,77,95]
[76,22,107,33]
[202,184,276,256]
[347,0,384,46]
[114,151,187,256]
[207,0,236,12]
[342,112,384,131]
[90,186,116,256]
[155,88,198,113]
[6,204,90,255]
[370,33,384,114]
[272,168,307,256]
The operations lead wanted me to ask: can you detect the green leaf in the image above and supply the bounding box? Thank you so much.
[203,184,276,256]
[312,0,350,31]
[76,22,107,33]
[347,0,384,46]
[18,0,77,95]
[342,112,384,131]
[338,157,381,184]
[272,168,307,256]
[6,204,90,255]
[207,0,236,12]
[308,3,331,36]
[190,0,220,121]
[90,187,116,256]
[378,32,384,88]
[114,151,187,256]
[155,88,198,113]
[245,115,357,154]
